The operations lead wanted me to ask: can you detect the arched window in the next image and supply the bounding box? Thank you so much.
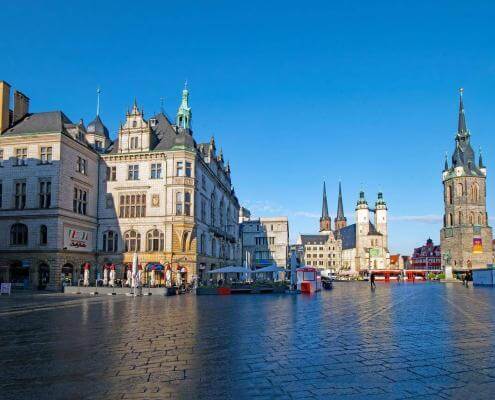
[184,192,191,216]
[448,213,453,226]
[40,225,48,245]
[219,199,224,227]
[469,212,474,225]
[103,230,118,252]
[124,230,141,252]
[210,193,216,226]
[457,183,463,196]
[458,211,462,225]
[132,120,137,128]
[471,183,479,202]
[10,223,28,245]
[211,238,216,257]
[200,233,206,255]
[447,185,453,204]
[478,213,483,225]
[147,229,164,251]
[176,192,183,215]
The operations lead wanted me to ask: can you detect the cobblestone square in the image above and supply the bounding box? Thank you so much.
[2,282,495,399]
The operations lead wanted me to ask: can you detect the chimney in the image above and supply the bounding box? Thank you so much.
[0,80,11,133]
[13,90,29,124]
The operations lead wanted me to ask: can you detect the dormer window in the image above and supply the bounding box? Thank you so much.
[133,121,137,128]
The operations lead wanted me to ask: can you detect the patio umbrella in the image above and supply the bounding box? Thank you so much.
[109,264,116,286]
[83,263,90,286]
[290,251,298,288]
[132,252,138,289]
[103,265,109,286]
[206,266,249,274]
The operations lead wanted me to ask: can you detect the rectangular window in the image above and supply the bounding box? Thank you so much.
[73,187,88,215]
[40,147,52,164]
[39,180,52,208]
[150,163,162,179]
[127,165,139,180]
[106,166,116,181]
[77,157,87,175]
[15,148,28,166]
[119,194,146,218]
[176,161,184,176]
[14,181,27,209]
[201,199,206,222]
[269,237,275,245]
[130,137,139,149]
[255,237,268,246]
[0,149,3,167]
[185,162,192,177]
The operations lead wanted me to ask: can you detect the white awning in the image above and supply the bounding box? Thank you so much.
[253,265,286,273]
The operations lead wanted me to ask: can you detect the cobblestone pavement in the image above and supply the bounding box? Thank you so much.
[2,282,495,399]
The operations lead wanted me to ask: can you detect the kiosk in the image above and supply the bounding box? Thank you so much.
[296,267,322,293]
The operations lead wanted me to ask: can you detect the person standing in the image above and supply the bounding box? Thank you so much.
[370,274,376,289]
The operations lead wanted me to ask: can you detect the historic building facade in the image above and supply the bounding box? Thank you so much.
[240,213,289,269]
[0,80,241,290]
[299,182,390,276]
[441,90,493,272]
[410,238,441,272]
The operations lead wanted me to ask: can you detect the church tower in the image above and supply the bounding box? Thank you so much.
[319,182,331,232]
[355,191,370,236]
[374,192,388,248]
[334,182,347,230]
[440,89,493,272]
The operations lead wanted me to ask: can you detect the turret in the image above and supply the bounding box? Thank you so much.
[355,191,369,236]
[374,192,388,247]
[176,82,192,130]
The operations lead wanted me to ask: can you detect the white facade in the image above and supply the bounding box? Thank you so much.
[241,215,289,269]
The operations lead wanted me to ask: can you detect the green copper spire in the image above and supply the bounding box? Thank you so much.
[176,81,192,129]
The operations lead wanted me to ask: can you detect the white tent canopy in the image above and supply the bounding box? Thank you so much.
[253,265,286,273]
[206,266,248,274]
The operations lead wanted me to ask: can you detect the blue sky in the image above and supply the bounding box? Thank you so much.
[2,1,495,254]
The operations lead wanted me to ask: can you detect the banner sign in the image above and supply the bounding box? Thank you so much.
[1,283,12,295]
[473,238,483,254]
[64,228,92,252]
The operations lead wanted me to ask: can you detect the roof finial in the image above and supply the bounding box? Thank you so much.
[160,97,164,113]
[444,151,449,171]
[184,80,188,90]
[96,87,101,116]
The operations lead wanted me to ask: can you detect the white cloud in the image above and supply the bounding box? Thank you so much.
[293,211,320,218]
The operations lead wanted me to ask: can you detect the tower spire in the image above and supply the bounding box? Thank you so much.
[96,87,101,116]
[479,146,484,168]
[458,88,467,135]
[334,182,347,230]
[444,152,449,171]
[319,182,331,232]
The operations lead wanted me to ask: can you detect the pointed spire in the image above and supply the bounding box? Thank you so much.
[444,152,449,171]
[336,182,345,220]
[458,88,467,135]
[96,87,101,116]
[321,182,329,219]
[479,146,484,168]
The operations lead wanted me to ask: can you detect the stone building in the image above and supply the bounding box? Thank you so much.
[299,182,390,277]
[440,90,493,273]
[410,238,441,272]
[0,80,241,290]
[240,213,289,269]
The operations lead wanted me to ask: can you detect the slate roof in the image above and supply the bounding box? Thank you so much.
[107,111,196,154]
[300,234,330,246]
[2,111,73,135]
[337,222,382,250]
[87,115,109,138]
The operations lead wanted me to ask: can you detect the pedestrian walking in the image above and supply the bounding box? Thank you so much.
[370,274,376,290]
